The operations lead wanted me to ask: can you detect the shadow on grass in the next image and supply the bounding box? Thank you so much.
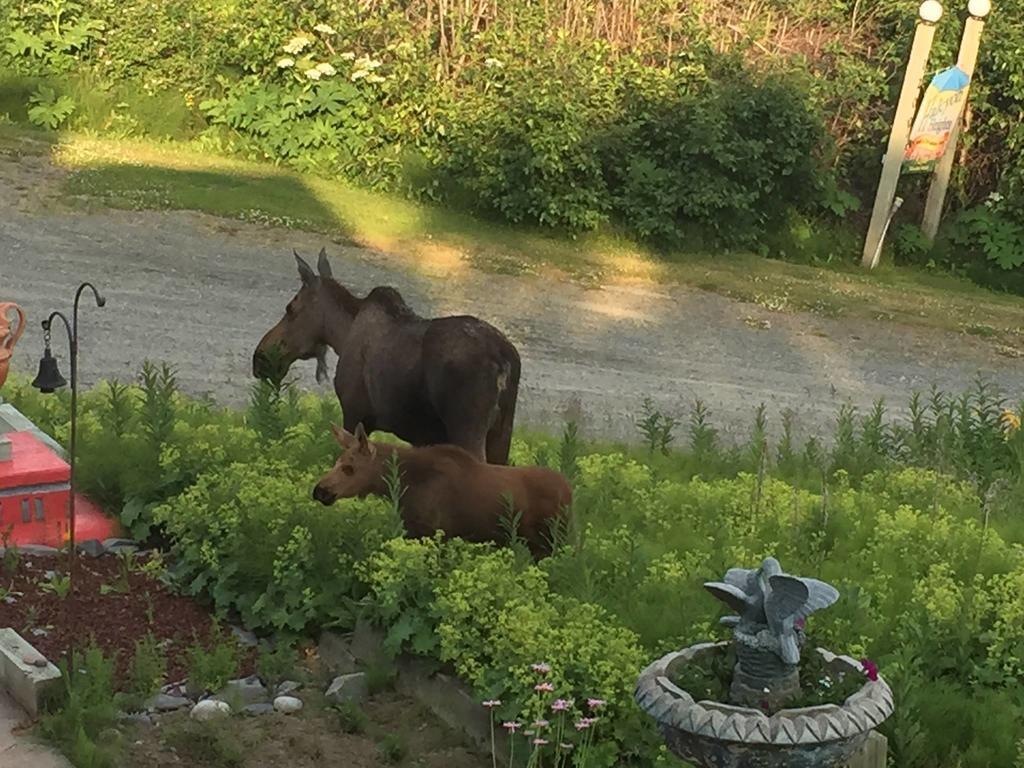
[62,160,354,242]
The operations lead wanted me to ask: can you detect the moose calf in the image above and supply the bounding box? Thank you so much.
[313,424,572,559]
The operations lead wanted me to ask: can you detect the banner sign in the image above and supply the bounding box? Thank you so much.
[902,66,971,173]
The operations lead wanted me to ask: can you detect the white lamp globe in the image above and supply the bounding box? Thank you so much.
[968,0,991,17]
[919,0,944,22]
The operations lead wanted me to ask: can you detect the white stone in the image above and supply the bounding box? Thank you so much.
[190,700,231,721]
[273,696,303,714]
[276,680,302,696]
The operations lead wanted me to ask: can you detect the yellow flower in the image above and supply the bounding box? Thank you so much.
[1001,409,1020,437]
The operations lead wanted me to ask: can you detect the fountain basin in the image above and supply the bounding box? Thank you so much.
[635,642,893,768]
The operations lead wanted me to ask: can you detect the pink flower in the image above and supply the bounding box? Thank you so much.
[860,658,879,682]
[503,721,522,733]
[574,719,592,731]
[533,719,549,728]
[534,681,555,693]
[531,662,552,674]
[482,699,502,709]
[532,738,549,746]
[795,617,806,630]
[524,730,535,737]
[551,699,571,712]
[587,698,606,710]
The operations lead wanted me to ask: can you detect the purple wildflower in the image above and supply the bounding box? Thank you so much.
[534,681,555,693]
[502,721,522,733]
[587,698,606,710]
[551,699,571,712]
[482,699,502,709]
[531,662,552,674]
[533,719,550,728]
[532,738,549,746]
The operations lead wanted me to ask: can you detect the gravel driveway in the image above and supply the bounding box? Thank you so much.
[1,157,1020,446]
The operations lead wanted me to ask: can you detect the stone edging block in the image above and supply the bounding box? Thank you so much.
[0,628,62,717]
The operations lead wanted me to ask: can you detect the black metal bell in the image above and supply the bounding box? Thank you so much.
[31,348,67,393]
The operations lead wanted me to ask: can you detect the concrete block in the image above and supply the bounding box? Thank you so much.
[0,628,62,717]
[845,731,888,768]
[317,630,359,677]
[325,672,368,704]
[349,618,386,667]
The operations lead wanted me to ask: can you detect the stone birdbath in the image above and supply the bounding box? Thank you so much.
[635,557,893,768]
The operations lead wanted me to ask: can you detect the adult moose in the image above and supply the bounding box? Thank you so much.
[253,249,521,464]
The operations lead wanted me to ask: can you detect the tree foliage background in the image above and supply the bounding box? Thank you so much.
[2,0,1023,278]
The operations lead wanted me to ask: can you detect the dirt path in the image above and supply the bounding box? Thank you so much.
[0,150,1020,445]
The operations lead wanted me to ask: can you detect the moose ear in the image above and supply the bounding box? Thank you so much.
[317,247,333,279]
[295,250,316,286]
[354,423,374,456]
[331,424,354,448]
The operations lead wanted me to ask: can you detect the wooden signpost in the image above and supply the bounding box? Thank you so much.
[922,0,992,241]
[861,1,943,270]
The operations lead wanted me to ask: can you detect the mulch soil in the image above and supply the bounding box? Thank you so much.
[0,551,255,683]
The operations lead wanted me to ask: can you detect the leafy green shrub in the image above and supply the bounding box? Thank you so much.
[39,644,120,768]
[256,642,299,687]
[437,44,615,231]
[128,633,167,698]
[185,629,241,695]
[9,371,1024,766]
[605,67,825,248]
[377,733,407,764]
[155,458,400,632]
[330,701,369,734]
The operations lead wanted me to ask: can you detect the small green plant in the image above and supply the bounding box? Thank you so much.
[256,642,298,687]
[27,85,76,128]
[635,397,677,455]
[100,549,135,594]
[558,421,582,481]
[185,628,240,695]
[330,700,369,734]
[164,720,243,768]
[365,658,397,695]
[39,644,120,768]
[139,360,177,446]
[377,733,407,764]
[129,633,167,698]
[689,399,717,458]
[1,526,21,574]
[383,450,405,518]
[41,571,72,599]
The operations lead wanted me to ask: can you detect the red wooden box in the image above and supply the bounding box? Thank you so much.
[0,431,122,547]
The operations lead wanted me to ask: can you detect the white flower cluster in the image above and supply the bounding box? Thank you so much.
[283,35,311,55]
[351,55,385,83]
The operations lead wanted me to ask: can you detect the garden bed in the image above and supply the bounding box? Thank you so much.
[0,549,255,682]
[119,690,484,768]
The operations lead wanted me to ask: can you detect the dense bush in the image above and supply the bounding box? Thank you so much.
[4,0,1022,266]
[8,367,1024,766]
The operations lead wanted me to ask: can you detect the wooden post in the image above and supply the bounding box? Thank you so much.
[861,2,943,269]
[921,1,991,241]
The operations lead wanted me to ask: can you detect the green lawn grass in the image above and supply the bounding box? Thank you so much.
[4,127,1022,349]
